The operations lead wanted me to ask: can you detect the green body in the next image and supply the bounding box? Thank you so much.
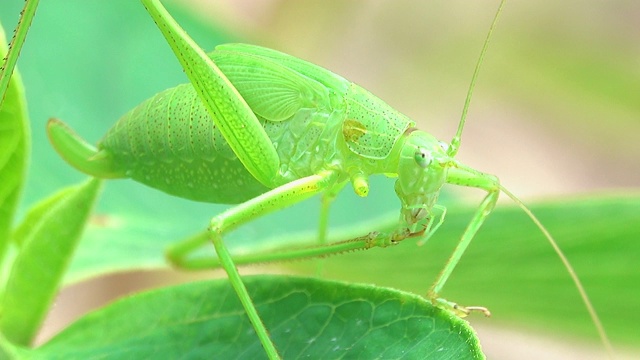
[98,44,414,204]
[50,42,446,209]
[44,0,610,358]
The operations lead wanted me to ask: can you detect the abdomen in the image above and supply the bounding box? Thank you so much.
[99,84,270,204]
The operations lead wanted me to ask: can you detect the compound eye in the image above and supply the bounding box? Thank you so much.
[438,141,449,152]
[414,148,432,168]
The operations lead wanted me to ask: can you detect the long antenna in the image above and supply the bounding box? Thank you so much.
[499,184,614,358]
[448,0,506,157]
[446,0,613,356]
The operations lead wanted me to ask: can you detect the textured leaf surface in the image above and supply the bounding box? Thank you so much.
[30,276,483,359]
[0,179,101,345]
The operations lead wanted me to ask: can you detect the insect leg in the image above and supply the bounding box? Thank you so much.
[140,0,280,188]
[164,179,348,271]
[204,170,339,359]
[166,217,424,272]
[427,165,500,316]
[436,166,613,354]
[164,230,210,269]
[318,182,347,248]
[315,181,348,275]
[0,0,39,107]
[416,204,447,246]
[46,119,126,179]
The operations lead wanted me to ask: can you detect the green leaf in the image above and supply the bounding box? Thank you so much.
[56,192,640,346]
[0,332,22,360]
[30,275,483,359]
[288,194,640,345]
[11,188,71,248]
[0,179,101,345]
[0,331,30,360]
[0,22,30,269]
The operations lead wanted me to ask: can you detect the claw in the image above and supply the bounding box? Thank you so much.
[459,305,492,317]
[432,297,491,318]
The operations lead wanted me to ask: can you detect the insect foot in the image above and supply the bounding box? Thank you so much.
[431,297,491,318]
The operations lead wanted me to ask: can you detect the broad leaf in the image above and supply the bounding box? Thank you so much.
[30,276,484,359]
[59,194,640,346]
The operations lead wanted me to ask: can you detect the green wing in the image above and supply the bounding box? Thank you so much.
[211,44,411,160]
[341,84,414,160]
[209,44,349,121]
[215,43,349,92]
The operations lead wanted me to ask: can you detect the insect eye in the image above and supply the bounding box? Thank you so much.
[438,141,449,152]
[414,149,432,168]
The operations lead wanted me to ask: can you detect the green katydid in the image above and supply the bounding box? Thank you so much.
[33,0,613,358]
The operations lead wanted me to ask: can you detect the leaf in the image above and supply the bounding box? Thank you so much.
[0,179,101,345]
[0,22,30,270]
[0,332,28,360]
[57,193,640,346]
[30,275,484,359]
[37,187,639,349]
[287,194,640,345]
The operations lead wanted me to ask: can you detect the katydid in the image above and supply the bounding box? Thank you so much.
[41,0,613,358]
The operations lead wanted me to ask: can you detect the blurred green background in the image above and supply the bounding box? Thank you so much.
[1,0,638,359]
